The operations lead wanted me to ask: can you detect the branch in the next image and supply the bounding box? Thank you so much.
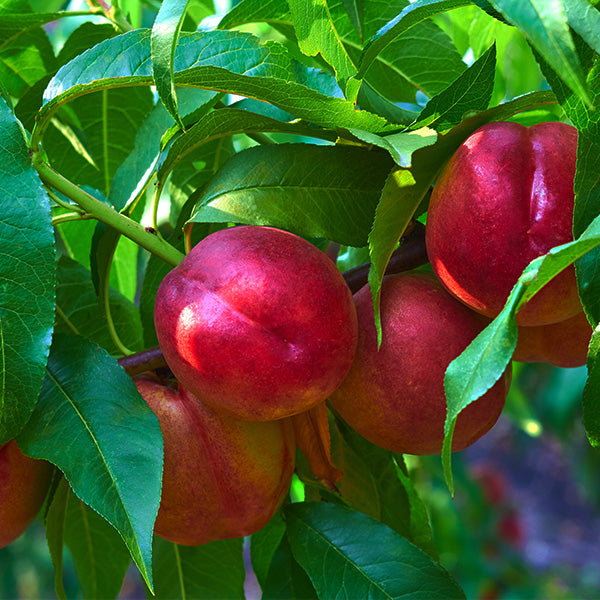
[33,155,184,267]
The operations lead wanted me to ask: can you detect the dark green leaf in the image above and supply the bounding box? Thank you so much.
[16,334,163,591]
[151,537,245,599]
[583,327,600,447]
[285,502,465,599]
[411,43,496,132]
[251,512,287,589]
[64,487,131,600]
[54,256,143,355]
[189,143,394,246]
[261,534,317,599]
[45,477,69,600]
[0,97,55,443]
[151,0,190,129]
[488,0,592,106]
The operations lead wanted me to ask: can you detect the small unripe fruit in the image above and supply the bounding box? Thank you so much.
[0,440,53,548]
[154,226,358,421]
[135,378,295,546]
[330,271,510,455]
[426,121,578,326]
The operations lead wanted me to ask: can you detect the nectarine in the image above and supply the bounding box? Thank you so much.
[514,311,592,368]
[135,377,295,546]
[154,226,358,421]
[330,271,510,455]
[0,440,52,548]
[426,121,578,326]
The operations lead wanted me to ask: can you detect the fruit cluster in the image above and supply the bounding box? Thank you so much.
[2,120,585,551]
[133,119,587,547]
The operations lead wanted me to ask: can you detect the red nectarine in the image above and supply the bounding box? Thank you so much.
[426,121,578,326]
[135,377,295,546]
[0,440,52,548]
[330,271,510,455]
[154,226,358,421]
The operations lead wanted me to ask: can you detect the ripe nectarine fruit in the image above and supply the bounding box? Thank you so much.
[0,440,52,548]
[426,121,578,326]
[154,226,358,421]
[135,377,295,546]
[330,271,510,455]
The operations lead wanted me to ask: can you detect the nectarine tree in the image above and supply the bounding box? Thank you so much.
[3,1,600,599]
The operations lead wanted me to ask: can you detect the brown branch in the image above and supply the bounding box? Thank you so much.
[118,222,428,375]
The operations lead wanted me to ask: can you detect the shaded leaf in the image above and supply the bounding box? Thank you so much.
[16,334,163,591]
[288,0,359,98]
[358,0,470,79]
[0,97,55,443]
[64,486,131,600]
[286,502,465,599]
[411,43,496,132]
[583,326,600,447]
[151,537,245,599]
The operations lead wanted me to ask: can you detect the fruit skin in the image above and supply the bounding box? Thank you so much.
[330,271,510,455]
[135,377,295,546]
[426,121,579,326]
[513,310,592,368]
[0,440,53,549]
[154,225,358,421]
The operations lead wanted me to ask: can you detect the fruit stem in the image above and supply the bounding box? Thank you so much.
[33,154,185,267]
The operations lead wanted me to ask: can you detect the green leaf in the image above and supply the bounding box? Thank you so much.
[151,0,190,129]
[37,29,391,140]
[348,126,437,168]
[189,143,394,246]
[220,0,467,105]
[64,486,132,600]
[15,334,163,592]
[285,502,466,599]
[488,0,592,107]
[151,537,245,599]
[358,0,471,79]
[288,0,359,98]
[367,168,433,344]
[583,326,600,447]
[157,107,337,185]
[0,97,55,443]
[0,26,55,98]
[44,87,154,197]
[411,43,496,132]
[564,0,600,56]
[45,477,69,600]
[0,11,96,48]
[342,0,363,38]
[54,256,143,355]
